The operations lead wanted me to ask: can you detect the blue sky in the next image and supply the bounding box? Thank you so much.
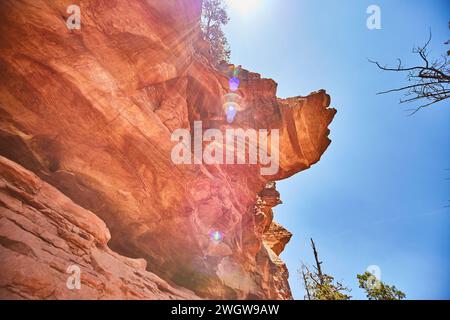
[224,0,450,299]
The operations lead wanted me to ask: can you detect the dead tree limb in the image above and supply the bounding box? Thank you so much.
[310,238,323,284]
[370,30,450,115]
[301,265,312,300]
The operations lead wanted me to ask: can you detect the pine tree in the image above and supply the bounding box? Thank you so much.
[300,239,352,300]
[201,0,231,65]
[357,272,406,300]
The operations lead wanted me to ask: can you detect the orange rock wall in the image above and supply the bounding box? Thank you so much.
[0,0,335,299]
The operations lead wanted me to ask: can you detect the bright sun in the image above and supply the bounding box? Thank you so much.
[226,0,260,14]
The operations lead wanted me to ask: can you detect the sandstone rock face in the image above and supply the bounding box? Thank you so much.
[0,0,335,299]
[263,222,292,257]
[0,156,197,299]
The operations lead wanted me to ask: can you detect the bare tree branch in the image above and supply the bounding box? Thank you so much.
[310,238,323,284]
[370,30,450,115]
[301,265,312,300]
[298,240,351,300]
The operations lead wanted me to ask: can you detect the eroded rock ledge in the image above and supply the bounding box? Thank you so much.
[0,156,198,299]
[0,0,335,299]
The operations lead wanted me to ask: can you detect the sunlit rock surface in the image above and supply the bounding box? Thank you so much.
[0,0,335,299]
[0,156,198,299]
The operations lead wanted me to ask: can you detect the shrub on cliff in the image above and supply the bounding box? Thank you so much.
[201,0,231,65]
[357,272,406,300]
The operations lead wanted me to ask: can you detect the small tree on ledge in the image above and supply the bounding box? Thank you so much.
[300,239,352,300]
[357,272,406,300]
[201,0,231,65]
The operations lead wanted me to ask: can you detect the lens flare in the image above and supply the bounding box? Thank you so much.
[233,67,240,78]
[226,104,237,123]
[223,92,242,124]
[229,77,240,91]
[209,230,223,243]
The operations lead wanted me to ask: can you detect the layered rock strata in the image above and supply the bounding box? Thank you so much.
[0,0,335,299]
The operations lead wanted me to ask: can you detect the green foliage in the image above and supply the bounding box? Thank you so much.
[300,239,407,300]
[301,265,352,300]
[357,272,406,300]
[201,0,231,65]
[300,239,351,300]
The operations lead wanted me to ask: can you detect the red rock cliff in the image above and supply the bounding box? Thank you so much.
[0,0,335,299]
